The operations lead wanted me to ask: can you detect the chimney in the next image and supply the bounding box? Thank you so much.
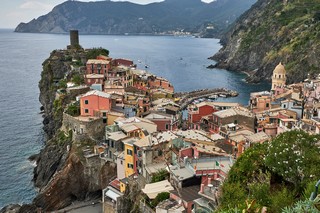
[200,184,204,193]
[208,177,212,185]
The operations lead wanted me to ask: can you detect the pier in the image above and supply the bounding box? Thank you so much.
[175,88,238,110]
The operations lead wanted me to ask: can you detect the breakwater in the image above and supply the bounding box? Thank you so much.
[175,88,238,110]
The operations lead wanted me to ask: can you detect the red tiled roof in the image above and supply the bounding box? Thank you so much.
[109,179,121,191]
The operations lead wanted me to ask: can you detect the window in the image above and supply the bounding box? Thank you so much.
[266,103,269,108]
[85,109,89,113]
[165,124,169,130]
[102,112,107,117]
[84,100,89,104]
[127,149,133,156]
[121,160,123,165]
[127,163,134,169]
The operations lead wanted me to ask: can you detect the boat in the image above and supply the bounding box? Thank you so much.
[219,94,227,98]
[145,64,149,68]
[209,95,218,99]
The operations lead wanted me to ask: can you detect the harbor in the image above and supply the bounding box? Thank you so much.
[175,88,238,110]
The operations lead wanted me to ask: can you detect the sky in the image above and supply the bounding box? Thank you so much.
[0,0,214,28]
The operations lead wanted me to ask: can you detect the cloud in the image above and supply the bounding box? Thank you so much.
[20,1,54,11]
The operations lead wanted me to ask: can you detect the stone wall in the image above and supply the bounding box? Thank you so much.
[66,86,90,101]
[62,113,105,141]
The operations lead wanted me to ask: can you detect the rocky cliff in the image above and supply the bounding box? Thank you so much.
[0,48,117,212]
[14,0,256,37]
[212,0,320,83]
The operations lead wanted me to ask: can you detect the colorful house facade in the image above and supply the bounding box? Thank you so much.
[80,90,112,117]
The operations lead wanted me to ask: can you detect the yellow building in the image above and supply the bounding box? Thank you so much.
[123,138,139,177]
[119,178,128,193]
[271,62,287,91]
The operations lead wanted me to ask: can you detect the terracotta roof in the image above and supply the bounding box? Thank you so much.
[81,90,111,99]
[109,179,121,191]
[87,59,109,64]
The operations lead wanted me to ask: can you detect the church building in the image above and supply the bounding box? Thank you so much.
[271,62,287,93]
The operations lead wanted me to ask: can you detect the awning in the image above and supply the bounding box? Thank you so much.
[105,189,121,201]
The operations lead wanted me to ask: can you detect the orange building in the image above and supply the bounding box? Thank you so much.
[148,76,174,93]
[80,90,113,117]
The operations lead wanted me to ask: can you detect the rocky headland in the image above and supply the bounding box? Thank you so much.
[1,47,117,212]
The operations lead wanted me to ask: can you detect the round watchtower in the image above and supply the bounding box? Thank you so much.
[271,62,286,91]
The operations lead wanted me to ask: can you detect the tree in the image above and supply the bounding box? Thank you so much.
[72,74,84,86]
[265,130,320,189]
[86,48,109,59]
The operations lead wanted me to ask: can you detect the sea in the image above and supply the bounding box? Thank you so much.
[0,29,270,208]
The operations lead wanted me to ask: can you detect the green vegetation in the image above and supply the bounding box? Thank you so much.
[282,198,320,213]
[86,48,109,59]
[58,79,67,89]
[66,101,80,116]
[150,192,170,208]
[53,96,64,117]
[71,74,84,86]
[151,169,169,183]
[228,0,320,82]
[218,130,320,212]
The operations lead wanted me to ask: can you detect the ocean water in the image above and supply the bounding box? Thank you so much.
[0,29,270,208]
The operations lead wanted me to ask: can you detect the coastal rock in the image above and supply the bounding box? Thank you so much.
[33,146,116,211]
[0,204,21,213]
[33,138,70,189]
[38,50,70,139]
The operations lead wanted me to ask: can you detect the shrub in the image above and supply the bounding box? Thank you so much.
[86,48,109,59]
[150,192,170,208]
[151,169,169,183]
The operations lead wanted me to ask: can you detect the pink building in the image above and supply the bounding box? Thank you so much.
[86,59,110,75]
[80,90,113,117]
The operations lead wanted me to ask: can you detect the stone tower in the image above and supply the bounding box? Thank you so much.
[271,62,287,91]
[70,30,79,47]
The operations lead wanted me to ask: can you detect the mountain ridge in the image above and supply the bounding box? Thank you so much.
[14,0,256,37]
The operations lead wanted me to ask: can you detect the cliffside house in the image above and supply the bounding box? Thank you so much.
[79,90,113,120]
